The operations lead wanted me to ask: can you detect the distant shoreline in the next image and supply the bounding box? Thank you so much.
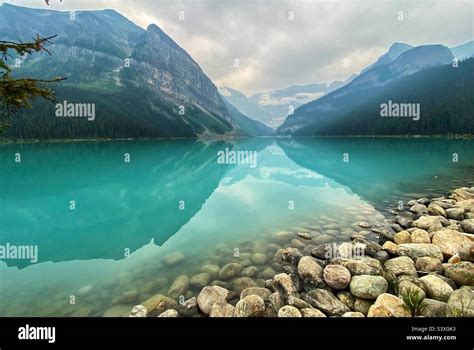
[0,134,472,145]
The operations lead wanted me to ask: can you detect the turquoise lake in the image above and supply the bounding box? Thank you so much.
[0,137,473,317]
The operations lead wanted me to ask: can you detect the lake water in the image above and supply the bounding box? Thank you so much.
[0,137,473,317]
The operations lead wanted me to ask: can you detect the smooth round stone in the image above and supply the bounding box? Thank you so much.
[300,308,326,317]
[278,305,302,317]
[200,264,221,279]
[291,239,306,249]
[323,265,351,290]
[234,295,266,317]
[297,232,312,240]
[232,277,258,295]
[241,266,259,278]
[350,275,388,299]
[274,231,294,242]
[251,253,269,265]
[358,222,372,229]
[163,251,185,266]
[219,263,243,280]
[261,267,277,280]
[342,312,365,317]
[197,286,229,315]
[189,273,211,289]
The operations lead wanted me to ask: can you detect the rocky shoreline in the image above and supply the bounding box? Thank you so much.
[127,187,474,318]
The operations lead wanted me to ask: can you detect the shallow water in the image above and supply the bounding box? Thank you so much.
[0,137,473,316]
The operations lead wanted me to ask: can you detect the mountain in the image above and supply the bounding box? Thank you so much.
[247,76,354,127]
[219,86,272,126]
[278,46,471,136]
[222,100,274,136]
[0,4,267,139]
[361,42,413,74]
[450,40,474,61]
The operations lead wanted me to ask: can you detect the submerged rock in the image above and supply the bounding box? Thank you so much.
[240,287,272,301]
[232,277,258,294]
[112,290,138,305]
[251,253,269,265]
[141,294,177,317]
[168,275,190,299]
[163,251,185,266]
[219,263,243,280]
[190,273,211,289]
[297,232,312,240]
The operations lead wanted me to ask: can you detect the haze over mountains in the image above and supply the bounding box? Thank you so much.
[1,3,473,138]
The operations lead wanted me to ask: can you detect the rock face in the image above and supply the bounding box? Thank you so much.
[397,244,444,261]
[304,289,350,316]
[432,229,473,258]
[443,262,474,286]
[197,286,229,315]
[419,275,454,302]
[323,265,351,290]
[446,287,474,317]
[234,295,266,317]
[350,275,388,299]
[278,305,302,317]
[142,294,178,317]
[367,294,411,317]
[297,256,325,290]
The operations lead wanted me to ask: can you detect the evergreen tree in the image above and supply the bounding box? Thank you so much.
[0,35,65,133]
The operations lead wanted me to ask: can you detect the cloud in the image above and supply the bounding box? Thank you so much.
[5,0,473,94]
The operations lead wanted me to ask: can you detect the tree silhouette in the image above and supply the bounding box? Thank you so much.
[0,35,65,133]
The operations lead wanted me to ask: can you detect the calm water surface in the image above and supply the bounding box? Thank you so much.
[0,137,473,316]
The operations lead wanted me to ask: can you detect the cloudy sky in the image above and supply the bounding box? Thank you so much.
[3,0,473,94]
